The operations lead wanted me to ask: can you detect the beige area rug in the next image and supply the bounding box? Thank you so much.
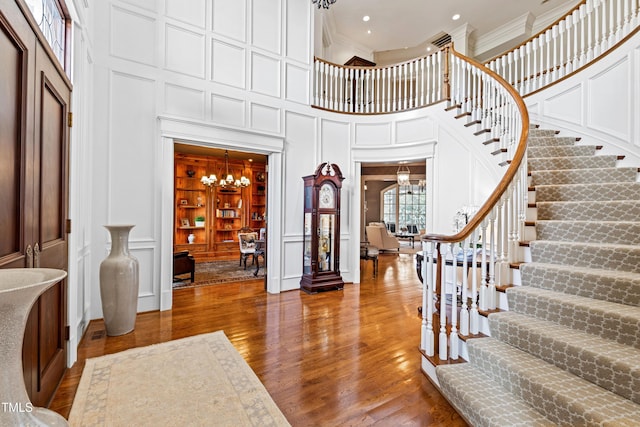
[68,331,290,427]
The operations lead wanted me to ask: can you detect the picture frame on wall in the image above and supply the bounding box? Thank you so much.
[179,199,188,205]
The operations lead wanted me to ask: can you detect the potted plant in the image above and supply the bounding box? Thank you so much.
[194,216,205,227]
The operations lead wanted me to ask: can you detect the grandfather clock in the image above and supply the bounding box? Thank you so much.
[301,162,345,294]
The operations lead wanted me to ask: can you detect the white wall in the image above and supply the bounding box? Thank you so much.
[81,0,504,329]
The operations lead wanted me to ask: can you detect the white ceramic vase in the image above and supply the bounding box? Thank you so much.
[188,233,195,243]
[99,225,139,336]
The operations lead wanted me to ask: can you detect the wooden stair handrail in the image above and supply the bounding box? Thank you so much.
[422,49,530,244]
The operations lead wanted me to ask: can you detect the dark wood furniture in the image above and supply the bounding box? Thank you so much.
[173,251,195,283]
[300,163,345,293]
[253,240,265,276]
[360,242,379,277]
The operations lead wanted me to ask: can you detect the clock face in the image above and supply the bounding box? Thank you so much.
[319,183,335,209]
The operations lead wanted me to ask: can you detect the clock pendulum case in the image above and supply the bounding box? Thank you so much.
[300,162,345,293]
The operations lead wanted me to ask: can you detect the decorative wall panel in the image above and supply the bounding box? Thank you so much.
[321,120,350,167]
[212,40,245,88]
[211,94,245,127]
[251,0,281,55]
[251,103,280,133]
[165,0,206,28]
[284,112,316,236]
[164,83,205,120]
[165,24,205,78]
[355,123,391,146]
[588,57,630,141]
[285,63,309,104]
[396,117,435,144]
[212,0,246,42]
[130,247,156,311]
[251,52,281,97]
[110,72,156,238]
[286,0,310,63]
[119,0,157,13]
[543,84,583,126]
[110,6,156,66]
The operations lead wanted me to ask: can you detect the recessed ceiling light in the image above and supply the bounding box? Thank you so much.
[426,46,432,52]
[367,30,371,34]
[362,15,370,22]
[452,14,460,20]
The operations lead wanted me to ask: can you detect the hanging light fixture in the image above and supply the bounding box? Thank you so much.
[201,150,250,189]
[397,164,411,186]
[312,0,337,9]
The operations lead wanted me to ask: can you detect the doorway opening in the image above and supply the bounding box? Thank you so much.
[171,142,268,289]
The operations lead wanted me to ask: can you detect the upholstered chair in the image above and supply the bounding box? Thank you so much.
[238,232,258,269]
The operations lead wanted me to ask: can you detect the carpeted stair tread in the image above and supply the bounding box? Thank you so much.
[519,262,640,306]
[487,312,640,404]
[435,362,555,427]
[529,240,640,273]
[528,145,597,158]
[466,337,640,425]
[534,182,640,202]
[536,200,640,221]
[528,129,561,138]
[530,167,638,185]
[535,220,640,245]
[504,286,640,348]
[528,155,618,171]
[528,136,574,146]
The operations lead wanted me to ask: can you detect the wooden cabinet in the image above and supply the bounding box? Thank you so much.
[174,155,208,252]
[1,0,70,406]
[174,152,266,259]
[249,167,267,230]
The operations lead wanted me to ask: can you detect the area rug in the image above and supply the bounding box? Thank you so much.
[173,260,264,289]
[68,331,290,427]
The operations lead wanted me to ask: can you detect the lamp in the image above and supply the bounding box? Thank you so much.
[201,150,250,189]
[397,165,411,186]
[312,0,337,9]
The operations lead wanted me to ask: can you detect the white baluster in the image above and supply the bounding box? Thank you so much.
[439,245,448,361]
[469,228,480,335]
[479,219,489,312]
[449,244,459,360]
[488,210,497,311]
[459,238,470,337]
[422,242,435,356]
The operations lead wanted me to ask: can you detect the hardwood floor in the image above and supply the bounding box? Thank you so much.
[50,252,467,426]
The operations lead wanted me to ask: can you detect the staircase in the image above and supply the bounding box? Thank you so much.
[435,128,640,426]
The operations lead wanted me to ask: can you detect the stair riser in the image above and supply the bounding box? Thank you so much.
[529,241,640,273]
[531,168,638,186]
[537,201,640,221]
[505,288,640,349]
[527,137,577,147]
[534,183,640,202]
[483,319,640,407]
[528,145,596,158]
[529,155,617,171]
[520,263,640,307]
[528,130,560,138]
[536,221,640,245]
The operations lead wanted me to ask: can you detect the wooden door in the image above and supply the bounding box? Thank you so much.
[0,0,70,407]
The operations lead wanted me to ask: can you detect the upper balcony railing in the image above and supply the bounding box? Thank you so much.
[313,52,447,114]
[486,0,640,96]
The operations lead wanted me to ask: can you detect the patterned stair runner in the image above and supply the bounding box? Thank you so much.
[435,128,640,426]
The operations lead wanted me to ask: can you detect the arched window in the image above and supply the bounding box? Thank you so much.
[381,183,426,233]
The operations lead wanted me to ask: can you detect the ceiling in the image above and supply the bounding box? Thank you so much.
[325,0,578,54]
[174,142,268,163]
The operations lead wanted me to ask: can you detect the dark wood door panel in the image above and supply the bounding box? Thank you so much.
[0,9,30,267]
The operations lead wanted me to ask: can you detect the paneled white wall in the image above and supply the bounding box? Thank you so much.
[85,0,504,324]
[525,30,640,165]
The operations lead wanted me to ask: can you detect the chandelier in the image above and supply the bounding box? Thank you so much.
[312,0,337,9]
[397,165,411,186]
[201,150,250,189]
